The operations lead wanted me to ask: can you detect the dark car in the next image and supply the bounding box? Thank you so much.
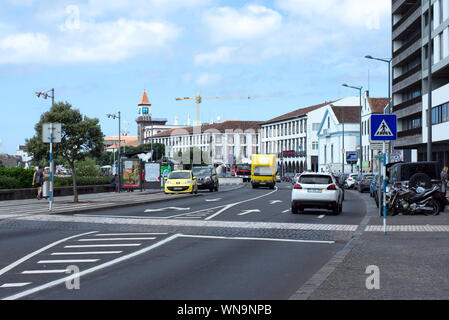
[192,166,219,192]
[356,173,374,193]
[236,164,251,182]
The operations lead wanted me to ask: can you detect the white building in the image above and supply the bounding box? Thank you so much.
[317,103,361,173]
[148,121,261,166]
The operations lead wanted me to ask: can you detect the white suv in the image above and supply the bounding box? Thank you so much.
[345,173,358,189]
[291,173,343,215]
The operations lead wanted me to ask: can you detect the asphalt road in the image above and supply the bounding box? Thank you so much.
[0,182,368,300]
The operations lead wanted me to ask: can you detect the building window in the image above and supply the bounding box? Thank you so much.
[324,145,327,163]
[331,145,334,163]
[312,123,320,131]
[432,102,449,125]
[327,117,330,129]
[312,142,318,150]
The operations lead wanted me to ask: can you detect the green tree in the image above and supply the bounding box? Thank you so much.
[75,158,100,177]
[25,102,104,202]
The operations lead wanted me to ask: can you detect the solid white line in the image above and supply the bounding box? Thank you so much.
[64,244,141,248]
[0,231,97,278]
[3,234,181,300]
[51,251,122,255]
[38,259,99,264]
[1,283,31,288]
[78,238,156,242]
[178,234,335,244]
[22,270,67,274]
[95,233,167,236]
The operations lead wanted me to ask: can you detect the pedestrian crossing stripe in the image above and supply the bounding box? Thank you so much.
[374,120,394,137]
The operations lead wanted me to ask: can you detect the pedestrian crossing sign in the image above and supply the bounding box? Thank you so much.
[370,115,397,141]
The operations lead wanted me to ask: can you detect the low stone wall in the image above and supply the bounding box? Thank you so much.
[219,177,244,185]
[0,185,116,201]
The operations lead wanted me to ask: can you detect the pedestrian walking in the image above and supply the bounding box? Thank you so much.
[441,167,449,198]
[32,166,45,200]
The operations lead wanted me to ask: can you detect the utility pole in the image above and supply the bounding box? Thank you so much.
[427,0,433,161]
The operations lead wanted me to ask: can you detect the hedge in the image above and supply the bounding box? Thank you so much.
[0,167,111,190]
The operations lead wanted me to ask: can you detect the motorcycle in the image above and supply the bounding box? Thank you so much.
[387,185,442,216]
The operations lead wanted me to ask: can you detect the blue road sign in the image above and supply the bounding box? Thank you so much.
[370,114,397,141]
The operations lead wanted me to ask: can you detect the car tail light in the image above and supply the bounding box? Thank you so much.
[294,183,303,190]
[362,179,367,183]
[348,178,352,181]
[395,182,402,188]
[327,184,337,190]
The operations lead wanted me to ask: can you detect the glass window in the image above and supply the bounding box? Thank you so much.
[254,166,273,177]
[299,175,333,185]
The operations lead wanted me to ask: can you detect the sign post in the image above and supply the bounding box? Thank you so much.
[43,123,62,212]
[370,115,397,235]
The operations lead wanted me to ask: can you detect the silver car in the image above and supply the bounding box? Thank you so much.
[291,173,344,215]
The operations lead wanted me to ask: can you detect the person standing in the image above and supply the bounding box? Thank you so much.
[441,167,449,197]
[32,166,45,200]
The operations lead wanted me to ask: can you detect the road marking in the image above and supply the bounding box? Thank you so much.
[179,234,335,244]
[65,244,141,248]
[78,238,156,242]
[3,234,181,301]
[0,283,31,288]
[51,251,122,255]
[238,209,262,216]
[38,259,99,264]
[205,198,222,202]
[205,186,279,220]
[270,200,283,205]
[318,215,325,219]
[22,270,67,274]
[144,207,190,213]
[95,233,167,236]
[282,209,290,213]
[0,231,97,278]
[365,225,449,232]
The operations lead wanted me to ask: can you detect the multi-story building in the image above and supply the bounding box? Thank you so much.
[148,121,261,166]
[392,0,449,165]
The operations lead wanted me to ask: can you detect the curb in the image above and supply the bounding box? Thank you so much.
[289,190,373,300]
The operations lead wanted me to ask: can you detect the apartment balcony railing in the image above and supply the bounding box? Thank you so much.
[397,127,422,138]
[393,96,422,113]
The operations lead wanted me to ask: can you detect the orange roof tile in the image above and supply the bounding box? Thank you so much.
[139,90,151,106]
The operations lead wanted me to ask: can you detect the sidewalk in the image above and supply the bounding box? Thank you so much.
[297,191,449,300]
[0,189,197,218]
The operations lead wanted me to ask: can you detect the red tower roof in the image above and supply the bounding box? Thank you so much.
[138,90,151,106]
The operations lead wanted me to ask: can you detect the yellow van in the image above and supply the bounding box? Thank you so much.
[251,154,277,189]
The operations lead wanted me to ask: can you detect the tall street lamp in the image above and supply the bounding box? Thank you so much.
[36,88,55,109]
[107,112,122,193]
[342,84,363,174]
[426,0,433,161]
[365,55,393,159]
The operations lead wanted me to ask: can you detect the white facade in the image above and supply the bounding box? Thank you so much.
[317,103,360,173]
[149,122,260,166]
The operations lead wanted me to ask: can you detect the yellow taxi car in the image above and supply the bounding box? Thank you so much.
[164,170,198,194]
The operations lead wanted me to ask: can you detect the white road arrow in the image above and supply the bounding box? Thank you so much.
[144,207,190,213]
[270,200,283,205]
[238,209,262,216]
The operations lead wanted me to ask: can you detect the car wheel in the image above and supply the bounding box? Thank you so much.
[291,204,298,214]
[339,203,343,214]
[332,206,339,215]
[210,188,214,192]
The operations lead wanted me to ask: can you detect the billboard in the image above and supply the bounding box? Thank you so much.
[346,152,358,163]
[122,159,141,188]
[145,163,160,182]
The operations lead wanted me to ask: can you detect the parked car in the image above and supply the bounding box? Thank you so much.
[293,173,301,183]
[192,166,219,192]
[276,173,282,183]
[370,174,380,197]
[291,173,344,215]
[164,170,198,194]
[345,173,359,189]
[283,172,295,182]
[356,173,375,193]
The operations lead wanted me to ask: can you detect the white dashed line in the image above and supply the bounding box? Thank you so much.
[38,259,99,264]
[78,238,156,242]
[1,283,31,288]
[22,270,67,274]
[51,251,122,255]
[64,244,141,248]
[95,233,167,236]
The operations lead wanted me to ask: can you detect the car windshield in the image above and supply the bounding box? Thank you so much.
[363,175,374,180]
[169,172,191,180]
[192,168,211,176]
[237,165,251,171]
[299,175,333,185]
[254,166,273,176]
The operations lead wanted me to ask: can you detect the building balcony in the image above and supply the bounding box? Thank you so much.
[392,1,421,31]
[392,69,421,93]
[392,5,421,41]
[278,151,307,159]
[392,96,422,113]
[398,127,422,138]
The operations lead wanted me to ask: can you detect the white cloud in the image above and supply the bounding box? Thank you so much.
[202,5,282,43]
[0,19,181,64]
[194,46,238,66]
[275,0,391,30]
[195,73,222,87]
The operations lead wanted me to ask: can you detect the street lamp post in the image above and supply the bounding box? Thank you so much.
[365,55,393,159]
[342,84,363,174]
[427,0,433,161]
[107,112,122,193]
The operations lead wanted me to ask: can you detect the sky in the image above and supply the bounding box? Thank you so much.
[0,0,391,155]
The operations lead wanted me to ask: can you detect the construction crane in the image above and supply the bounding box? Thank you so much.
[175,92,286,126]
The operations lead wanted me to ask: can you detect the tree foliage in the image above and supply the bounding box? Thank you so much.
[25,102,104,202]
